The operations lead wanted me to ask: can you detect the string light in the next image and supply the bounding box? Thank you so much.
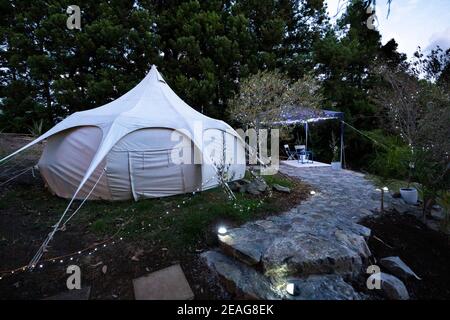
[1,166,272,281]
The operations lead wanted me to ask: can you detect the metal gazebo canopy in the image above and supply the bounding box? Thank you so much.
[275,106,345,165]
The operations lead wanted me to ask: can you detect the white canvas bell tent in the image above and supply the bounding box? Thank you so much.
[1,65,246,201]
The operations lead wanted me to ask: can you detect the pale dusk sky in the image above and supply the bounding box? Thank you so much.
[325,0,450,58]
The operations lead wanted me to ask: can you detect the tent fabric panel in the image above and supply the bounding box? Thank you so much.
[105,150,132,200]
[111,127,191,152]
[1,65,247,202]
[201,128,224,189]
[38,126,111,200]
[226,135,246,182]
[201,128,245,190]
[128,150,185,199]
[105,128,201,200]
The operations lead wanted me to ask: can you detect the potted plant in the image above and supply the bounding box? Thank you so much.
[330,131,341,170]
[399,159,418,204]
[400,187,418,204]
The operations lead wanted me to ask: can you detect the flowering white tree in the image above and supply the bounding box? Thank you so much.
[227,70,322,130]
[374,63,450,217]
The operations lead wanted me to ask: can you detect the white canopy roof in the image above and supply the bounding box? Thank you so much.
[1,65,241,199]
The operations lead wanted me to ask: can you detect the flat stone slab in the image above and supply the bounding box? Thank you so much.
[133,264,194,300]
[202,250,280,299]
[44,286,91,300]
[202,250,363,300]
[220,214,371,278]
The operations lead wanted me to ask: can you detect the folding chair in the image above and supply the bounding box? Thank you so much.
[283,144,296,160]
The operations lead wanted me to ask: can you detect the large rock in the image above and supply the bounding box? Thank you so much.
[219,215,372,278]
[201,250,280,300]
[389,198,422,217]
[229,181,241,192]
[201,250,363,300]
[380,256,421,280]
[273,184,291,193]
[369,272,409,300]
[246,183,261,195]
[246,178,268,195]
[279,275,362,300]
[219,225,275,266]
[262,232,365,278]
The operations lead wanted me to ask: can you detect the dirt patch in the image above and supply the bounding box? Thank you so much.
[361,212,450,300]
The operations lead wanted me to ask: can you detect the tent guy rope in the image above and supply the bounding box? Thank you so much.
[0,166,34,187]
[28,167,107,268]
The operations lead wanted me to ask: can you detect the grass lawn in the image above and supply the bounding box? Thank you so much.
[0,170,304,248]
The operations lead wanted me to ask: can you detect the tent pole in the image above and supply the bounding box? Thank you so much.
[340,120,344,167]
[305,122,308,149]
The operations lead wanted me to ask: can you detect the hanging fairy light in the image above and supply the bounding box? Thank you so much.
[0,169,267,282]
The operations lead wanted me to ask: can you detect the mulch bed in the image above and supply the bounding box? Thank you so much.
[361,212,450,300]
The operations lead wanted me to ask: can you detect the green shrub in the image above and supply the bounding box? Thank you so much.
[367,130,410,180]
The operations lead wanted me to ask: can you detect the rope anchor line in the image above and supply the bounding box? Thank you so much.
[28,168,107,268]
[0,166,34,187]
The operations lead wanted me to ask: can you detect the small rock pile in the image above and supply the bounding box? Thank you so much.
[368,256,421,300]
[228,178,291,195]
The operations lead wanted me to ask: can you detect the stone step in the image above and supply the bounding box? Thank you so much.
[132,264,194,300]
[218,212,372,279]
[201,250,363,300]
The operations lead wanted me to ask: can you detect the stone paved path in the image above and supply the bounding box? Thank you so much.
[202,164,384,300]
[279,163,380,223]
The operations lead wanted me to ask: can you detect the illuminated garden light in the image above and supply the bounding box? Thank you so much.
[310,190,316,195]
[217,226,228,236]
[286,281,299,296]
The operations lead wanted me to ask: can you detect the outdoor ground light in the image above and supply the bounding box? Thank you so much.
[286,281,300,296]
[310,190,316,195]
[376,187,389,212]
[218,226,228,236]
